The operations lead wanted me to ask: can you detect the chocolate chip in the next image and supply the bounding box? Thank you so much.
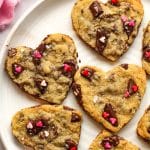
[96,29,109,53]
[71,112,81,122]
[34,78,48,94]
[103,103,118,126]
[65,139,77,150]
[12,63,24,77]
[101,135,120,149]
[80,67,94,80]
[61,60,77,78]
[36,43,46,53]
[72,83,82,102]
[104,104,116,119]
[143,48,150,62]
[120,64,128,70]
[89,1,103,18]
[8,48,17,57]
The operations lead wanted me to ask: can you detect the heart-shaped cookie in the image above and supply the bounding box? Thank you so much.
[5,34,77,104]
[142,21,150,75]
[72,0,144,61]
[72,64,146,132]
[137,106,150,142]
[89,130,139,150]
[11,105,82,149]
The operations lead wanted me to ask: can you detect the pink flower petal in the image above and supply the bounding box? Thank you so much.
[0,0,4,8]
[0,0,20,31]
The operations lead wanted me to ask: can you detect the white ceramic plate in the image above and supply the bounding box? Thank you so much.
[0,0,150,149]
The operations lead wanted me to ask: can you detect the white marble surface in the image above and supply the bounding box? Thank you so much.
[0,1,38,149]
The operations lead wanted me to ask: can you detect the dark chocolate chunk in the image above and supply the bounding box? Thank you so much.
[110,135,120,146]
[8,48,17,57]
[143,45,150,51]
[102,103,118,126]
[127,79,138,95]
[96,29,109,53]
[26,119,49,136]
[122,20,136,37]
[61,60,77,78]
[26,121,37,136]
[89,1,103,18]
[65,139,77,150]
[120,64,128,70]
[27,128,38,136]
[36,43,46,53]
[72,83,82,102]
[71,112,81,122]
[101,135,120,149]
[12,63,24,77]
[32,50,43,65]
[104,104,116,119]
[31,44,46,65]
[80,67,94,80]
[124,79,138,98]
[34,78,48,94]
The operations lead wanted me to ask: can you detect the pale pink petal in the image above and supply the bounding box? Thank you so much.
[0,0,20,31]
[0,0,4,8]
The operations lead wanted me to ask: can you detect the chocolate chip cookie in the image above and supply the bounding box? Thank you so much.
[11,105,82,150]
[72,64,146,132]
[137,106,150,143]
[72,0,144,61]
[5,34,77,104]
[89,130,139,150]
[142,21,150,75]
